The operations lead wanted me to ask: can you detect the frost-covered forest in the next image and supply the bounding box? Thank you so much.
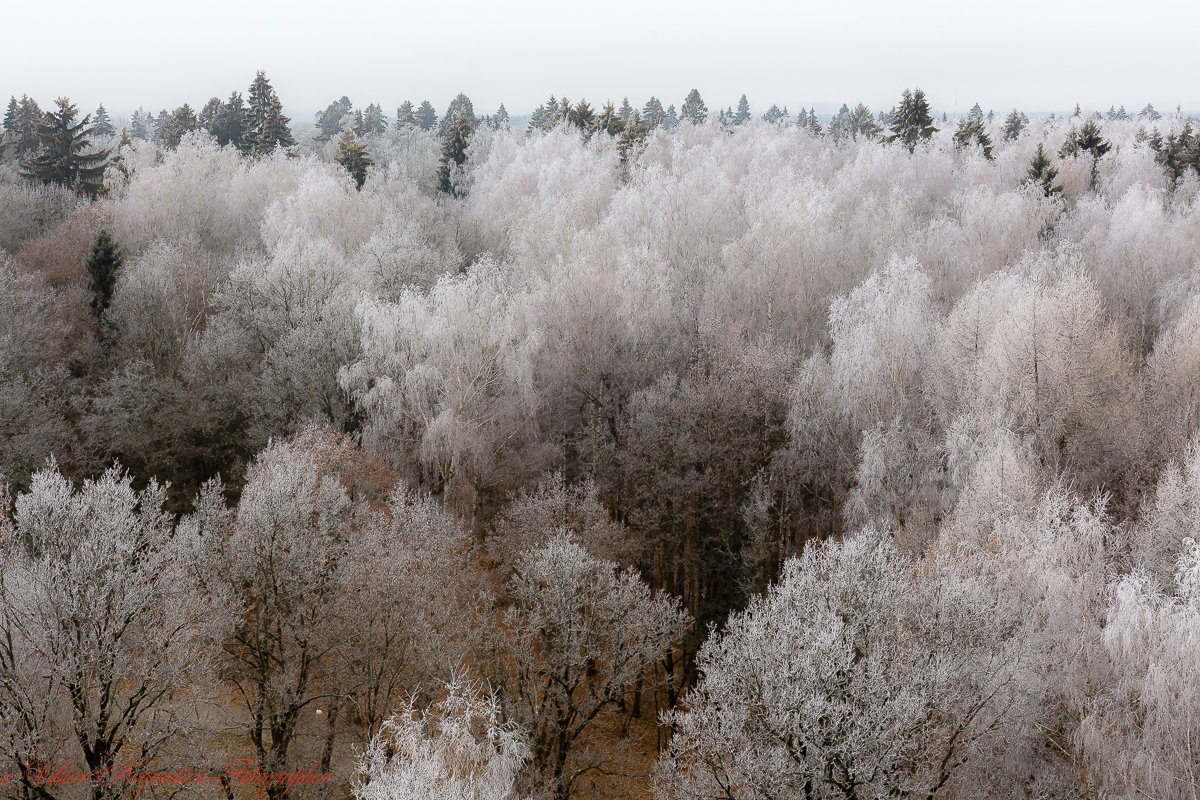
[4,76,1200,800]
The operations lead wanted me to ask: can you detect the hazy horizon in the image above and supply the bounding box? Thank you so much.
[3,0,1197,121]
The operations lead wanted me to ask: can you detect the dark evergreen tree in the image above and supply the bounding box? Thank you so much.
[681,89,707,124]
[362,103,387,136]
[664,104,679,128]
[968,102,983,120]
[1140,103,1161,121]
[20,98,109,198]
[1025,142,1063,197]
[395,101,418,128]
[569,100,595,132]
[491,103,509,130]
[11,96,43,154]
[315,101,347,142]
[92,104,115,137]
[254,96,295,155]
[437,112,473,195]
[1060,118,1111,187]
[152,109,169,144]
[129,108,151,141]
[643,97,666,129]
[438,93,475,136]
[618,97,633,121]
[617,110,649,169]
[593,102,623,137]
[1003,109,1026,141]
[762,104,785,125]
[801,107,822,136]
[335,129,373,190]
[85,230,123,313]
[199,97,223,134]
[733,94,752,125]
[887,88,937,151]
[416,100,437,131]
[215,92,248,151]
[1153,123,1198,185]
[953,115,994,159]
[350,109,366,136]
[161,104,198,149]
[2,96,17,134]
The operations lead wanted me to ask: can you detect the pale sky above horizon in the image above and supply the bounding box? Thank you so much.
[2,0,1195,120]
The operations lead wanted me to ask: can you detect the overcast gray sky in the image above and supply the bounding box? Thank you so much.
[2,0,1195,119]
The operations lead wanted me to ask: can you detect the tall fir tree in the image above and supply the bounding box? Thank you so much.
[92,104,115,137]
[255,96,295,155]
[1060,118,1111,188]
[416,100,438,131]
[2,96,17,134]
[681,89,707,124]
[161,104,198,149]
[593,102,624,137]
[617,110,649,170]
[215,92,248,151]
[569,100,596,133]
[315,101,347,142]
[762,104,786,125]
[664,104,679,128]
[491,103,509,130]
[887,88,937,151]
[10,96,43,154]
[953,115,994,159]
[20,98,109,198]
[968,102,983,120]
[246,71,293,155]
[335,129,373,190]
[85,230,123,313]
[438,93,475,136]
[395,101,418,128]
[199,97,223,134]
[437,112,473,195]
[733,94,752,125]
[129,108,151,140]
[1002,109,1026,141]
[643,97,666,129]
[618,97,633,121]
[1025,142,1063,197]
[362,103,387,136]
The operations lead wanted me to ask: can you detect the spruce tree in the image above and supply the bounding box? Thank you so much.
[762,105,785,125]
[492,103,509,129]
[254,96,295,155]
[1140,103,1161,121]
[438,93,475,136]
[1003,109,1026,141]
[1060,118,1111,187]
[665,105,679,128]
[437,112,473,195]
[617,110,649,169]
[199,97,223,134]
[953,115,994,159]
[681,89,707,124]
[802,107,823,136]
[216,92,248,151]
[968,102,983,120]
[416,101,438,131]
[12,96,43,154]
[362,103,387,136]
[129,108,151,141]
[93,104,115,137]
[315,101,346,142]
[593,102,623,137]
[733,94,752,125]
[395,101,418,128]
[1025,142,1063,197]
[161,104,198,149]
[20,98,109,198]
[642,97,666,129]
[246,71,293,155]
[335,129,373,190]
[618,97,633,121]
[569,100,596,133]
[2,96,17,134]
[152,110,169,144]
[887,88,937,151]
[85,230,123,313]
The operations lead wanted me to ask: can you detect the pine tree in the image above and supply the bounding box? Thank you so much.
[665,105,679,128]
[246,71,293,155]
[617,110,649,170]
[92,104,115,137]
[681,89,707,124]
[335,129,373,190]
[802,107,823,136]
[161,104,198,149]
[593,102,623,137]
[569,100,595,132]
[199,97,223,134]
[968,102,983,120]
[11,96,43,154]
[492,103,509,129]
[733,94,752,125]
[1140,103,1161,121]
[255,96,295,155]
[1003,109,1026,141]
[2,96,17,134]
[362,103,387,136]
[1060,118,1111,187]
[437,112,473,195]
[20,98,110,198]
[85,230,123,313]
[152,110,169,144]
[642,97,666,129]
[438,93,475,136]
[953,115,994,159]
[395,101,418,128]
[618,97,633,121]
[887,88,937,152]
[215,92,248,151]
[129,108,151,141]
[416,100,438,131]
[762,104,785,125]
[351,109,366,135]
[1153,123,1198,185]
[1025,142,1063,197]
[315,101,346,142]
[828,103,852,138]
